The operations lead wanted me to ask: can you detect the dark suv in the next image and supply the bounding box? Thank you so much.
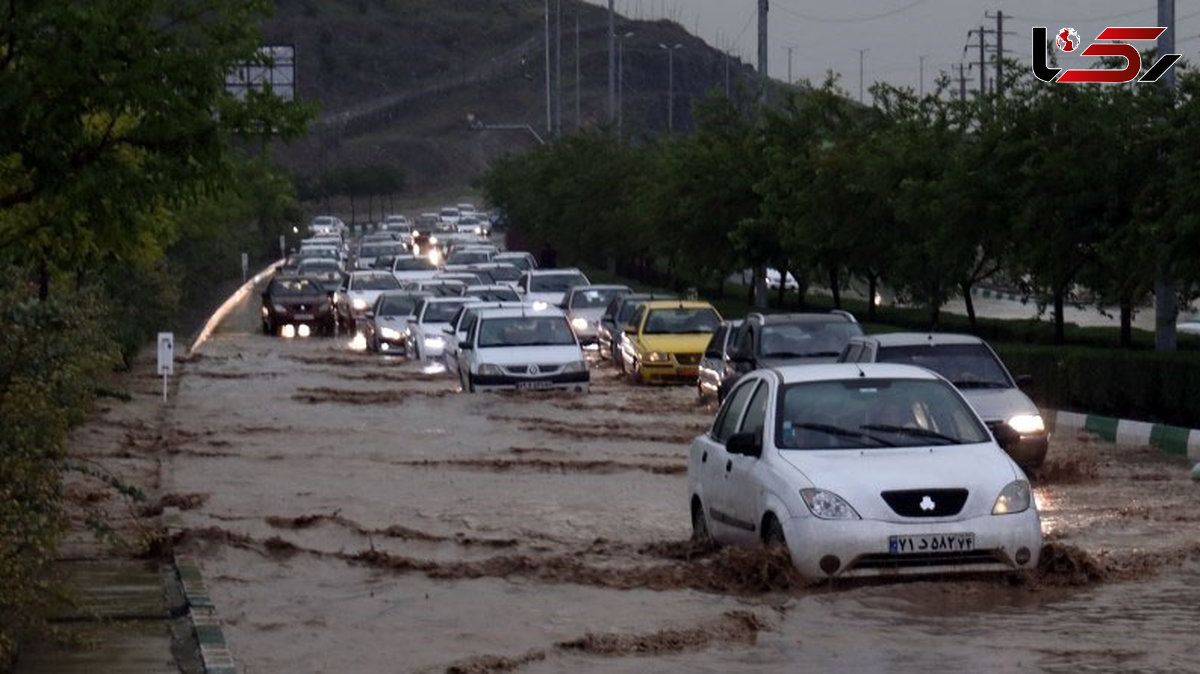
[717,311,863,400]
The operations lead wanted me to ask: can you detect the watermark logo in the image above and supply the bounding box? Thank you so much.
[1032,26,1182,84]
[1055,27,1081,52]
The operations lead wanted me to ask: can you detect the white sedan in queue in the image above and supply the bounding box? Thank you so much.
[406,296,473,362]
[442,301,527,375]
[688,363,1041,583]
[457,307,589,393]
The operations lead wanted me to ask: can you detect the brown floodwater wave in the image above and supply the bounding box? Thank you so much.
[556,610,771,655]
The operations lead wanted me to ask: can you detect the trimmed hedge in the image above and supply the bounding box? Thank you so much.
[994,344,1200,428]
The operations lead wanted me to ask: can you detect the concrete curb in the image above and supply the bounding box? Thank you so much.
[173,554,236,674]
[188,258,284,357]
[1045,409,1200,462]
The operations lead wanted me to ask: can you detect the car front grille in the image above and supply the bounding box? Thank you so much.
[503,364,563,376]
[880,489,968,517]
[848,550,1005,571]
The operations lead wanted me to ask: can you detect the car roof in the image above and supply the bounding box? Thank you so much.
[641,300,717,310]
[570,284,630,293]
[494,251,532,258]
[349,270,394,277]
[475,306,567,319]
[749,312,856,325]
[465,285,516,292]
[423,296,473,304]
[770,362,943,384]
[851,332,986,347]
[463,301,526,310]
[526,267,583,275]
[378,290,430,299]
[621,292,676,301]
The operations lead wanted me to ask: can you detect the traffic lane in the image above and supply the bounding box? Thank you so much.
[167,291,1200,671]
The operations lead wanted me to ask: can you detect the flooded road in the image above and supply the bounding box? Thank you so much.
[157,289,1200,673]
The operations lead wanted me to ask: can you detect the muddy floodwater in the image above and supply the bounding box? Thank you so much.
[146,293,1200,673]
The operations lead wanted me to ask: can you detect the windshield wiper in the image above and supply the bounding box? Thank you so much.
[950,380,1010,389]
[859,424,965,445]
[790,423,895,447]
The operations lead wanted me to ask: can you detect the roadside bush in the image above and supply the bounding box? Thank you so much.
[995,344,1200,427]
[0,282,120,669]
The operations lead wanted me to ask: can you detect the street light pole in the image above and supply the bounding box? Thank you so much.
[659,42,681,133]
[856,48,869,103]
[618,31,634,139]
[544,0,552,134]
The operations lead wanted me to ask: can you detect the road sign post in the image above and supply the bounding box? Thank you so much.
[157,332,174,403]
[241,252,249,283]
[279,234,286,259]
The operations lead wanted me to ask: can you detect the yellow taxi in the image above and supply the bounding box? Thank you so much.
[619,300,723,384]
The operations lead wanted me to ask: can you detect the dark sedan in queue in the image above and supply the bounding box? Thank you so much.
[261,276,336,338]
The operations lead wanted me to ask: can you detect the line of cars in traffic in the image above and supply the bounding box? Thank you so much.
[266,214,1047,584]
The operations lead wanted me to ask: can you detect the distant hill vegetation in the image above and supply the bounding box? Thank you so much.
[266,0,759,196]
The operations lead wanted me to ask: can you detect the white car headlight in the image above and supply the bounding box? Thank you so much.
[380,327,402,340]
[992,480,1032,515]
[571,317,589,331]
[562,360,587,373]
[1007,414,1045,435]
[645,351,672,363]
[479,363,503,376]
[800,488,861,520]
[475,226,483,235]
[423,335,446,348]
[272,303,288,313]
[351,297,368,311]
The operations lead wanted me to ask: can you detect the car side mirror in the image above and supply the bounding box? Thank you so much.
[364,311,374,319]
[622,324,636,334]
[443,326,455,335]
[459,341,471,350]
[705,349,722,359]
[726,432,761,458]
[1015,374,1034,387]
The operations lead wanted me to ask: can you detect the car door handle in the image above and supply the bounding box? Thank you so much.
[725,459,732,473]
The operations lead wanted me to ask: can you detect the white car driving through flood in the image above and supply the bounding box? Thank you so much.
[688,363,1041,583]
[406,296,473,362]
[456,306,589,393]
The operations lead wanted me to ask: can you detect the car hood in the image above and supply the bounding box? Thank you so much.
[777,444,1021,520]
[418,321,453,335]
[350,289,388,303]
[272,295,327,305]
[637,333,712,354]
[959,387,1039,423]
[476,345,583,365]
[568,308,606,322]
[526,291,568,305]
[375,315,411,325]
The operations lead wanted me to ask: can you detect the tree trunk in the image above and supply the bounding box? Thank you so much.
[753,267,769,309]
[1119,299,1133,349]
[867,274,878,321]
[349,194,357,224]
[1053,286,1066,345]
[777,267,788,307]
[961,281,977,331]
[828,267,841,309]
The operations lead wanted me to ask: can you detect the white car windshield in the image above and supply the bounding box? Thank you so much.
[776,379,990,450]
[529,273,586,292]
[496,255,532,271]
[394,257,436,271]
[377,295,421,316]
[466,288,520,302]
[478,317,576,347]
[351,275,401,291]
[876,344,1012,389]
[422,302,467,323]
[449,251,490,265]
[570,288,625,309]
[761,323,862,358]
[643,308,720,334]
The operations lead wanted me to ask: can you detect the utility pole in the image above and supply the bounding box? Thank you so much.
[855,48,868,103]
[757,0,768,104]
[544,0,552,134]
[724,50,731,97]
[575,14,581,128]
[607,0,616,128]
[618,31,633,139]
[919,55,926,96]
[1155,0,1178,350]
[555,0,562,136]
[977,25,986,94]
[659,43,682,133]
[957,62,967,102]
[786,46,794,84]
[984,10,1014,94]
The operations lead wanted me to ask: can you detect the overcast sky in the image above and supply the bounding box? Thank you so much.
[583,0,1200,99]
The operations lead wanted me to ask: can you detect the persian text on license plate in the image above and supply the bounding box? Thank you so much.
[516,381,555,390]
[888,533,975,554]
[294,314,314,321]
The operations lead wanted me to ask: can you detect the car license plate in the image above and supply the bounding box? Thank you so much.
[294,314,314,321]
[516,381,555,390]
[679,366,699,376]
[888,533,974,554]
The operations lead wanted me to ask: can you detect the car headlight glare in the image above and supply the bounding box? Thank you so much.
[261,305,269,316]
[571,317,589,331]
[800,488,861,520]
[352,298,368,311]
[645,351,672,363]
[423,335,446,348]
[479,363,503,376]
[1007,414,1045,435]
[380,327,401,340]
[562,360,587,373]
[992,479,1032,515]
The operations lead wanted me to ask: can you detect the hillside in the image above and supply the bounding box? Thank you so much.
[265,0,760,195]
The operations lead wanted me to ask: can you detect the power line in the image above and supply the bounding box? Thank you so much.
[772,0,926,24]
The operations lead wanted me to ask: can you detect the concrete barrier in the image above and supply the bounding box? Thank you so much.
[1045,409,1200,462]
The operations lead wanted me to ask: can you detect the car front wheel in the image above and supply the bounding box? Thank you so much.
[691,499,713,545]
[763,515,787,550]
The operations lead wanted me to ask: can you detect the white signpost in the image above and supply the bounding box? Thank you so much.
[241,252,249,283]
[279,234,286,259]
[157,332,174,403]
